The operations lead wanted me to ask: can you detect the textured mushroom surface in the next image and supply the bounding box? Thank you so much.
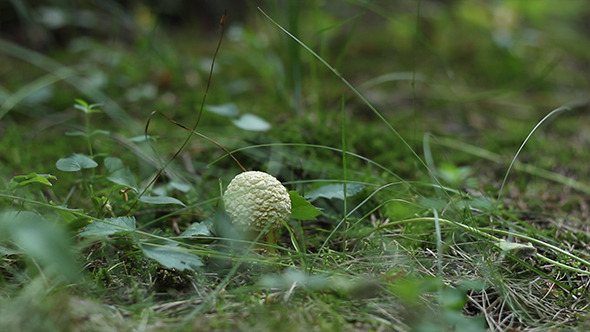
[223,171,291,231]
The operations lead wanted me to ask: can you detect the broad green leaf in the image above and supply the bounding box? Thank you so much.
[50,202,90,230]
[56,154,98,172]
[388,276,439,304]
[104,156,124,172]
[79,216,136,238]
[289,191,322,220]
[9,173,56,188]
[142,244,203,271]
[106,175,137,190]
[0,210,79,281]
[180,221,212,237]
[151,186,167,196]
[139,196,185,206]
[232,113,271,131]
[384,200,423,220]
[153,181,191,195]
[105,157,137,189]
[168,181,190,193]
[205,103,240,117]
[439,286,468,311]
[305,183,365,201]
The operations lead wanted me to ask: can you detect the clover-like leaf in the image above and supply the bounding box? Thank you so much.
[232,113,271,131]
[9,173,56,188]
[205,103,240,117]
[74,99,102,114]
[56,154,98,172]
[180,221,212,238]
[105,157,137,190]
[142,244,203,271]
[79,216,136,238]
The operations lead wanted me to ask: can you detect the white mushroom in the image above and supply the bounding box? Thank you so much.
[223,171,291,233]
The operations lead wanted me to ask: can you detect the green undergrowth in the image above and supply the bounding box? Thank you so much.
[1,1,589,331]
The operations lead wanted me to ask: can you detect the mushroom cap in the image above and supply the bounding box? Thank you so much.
[223,171,291,232]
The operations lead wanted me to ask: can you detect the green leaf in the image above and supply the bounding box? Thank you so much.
[388,276,439,304]
[79,216,136,238]
[180,221,212,237]
[129,135,156,142]
[50,202,90,230]
[74,98,89,108]
[56,154,98,172]
[105,157,137,189]
[205,103,240,117]
[384,200,423,220]
[104,156,124,172]
[74,99,102,114]
[9,173,56,188]
[106,175,137,190]
[168,181,190,193]
[141,244,203,271]
[305,183,364,201]
[232,113,271,131]
[289,191,322,220]
[139,196,185,206]
[0,211,79,281]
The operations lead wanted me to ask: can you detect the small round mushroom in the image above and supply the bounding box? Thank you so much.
[223,171,291,235]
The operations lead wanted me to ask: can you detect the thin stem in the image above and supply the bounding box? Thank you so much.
[497,106,570,203]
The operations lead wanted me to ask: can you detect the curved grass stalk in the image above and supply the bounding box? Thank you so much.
[318,181,409,253]
[497,106,571,203]
[257,8,435,179]
[209,142,403,181]
[127,12,234,214]
[0,69,76,119]
[478,227,590,270]
[535,255,590,276]
[435,136,590,195]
